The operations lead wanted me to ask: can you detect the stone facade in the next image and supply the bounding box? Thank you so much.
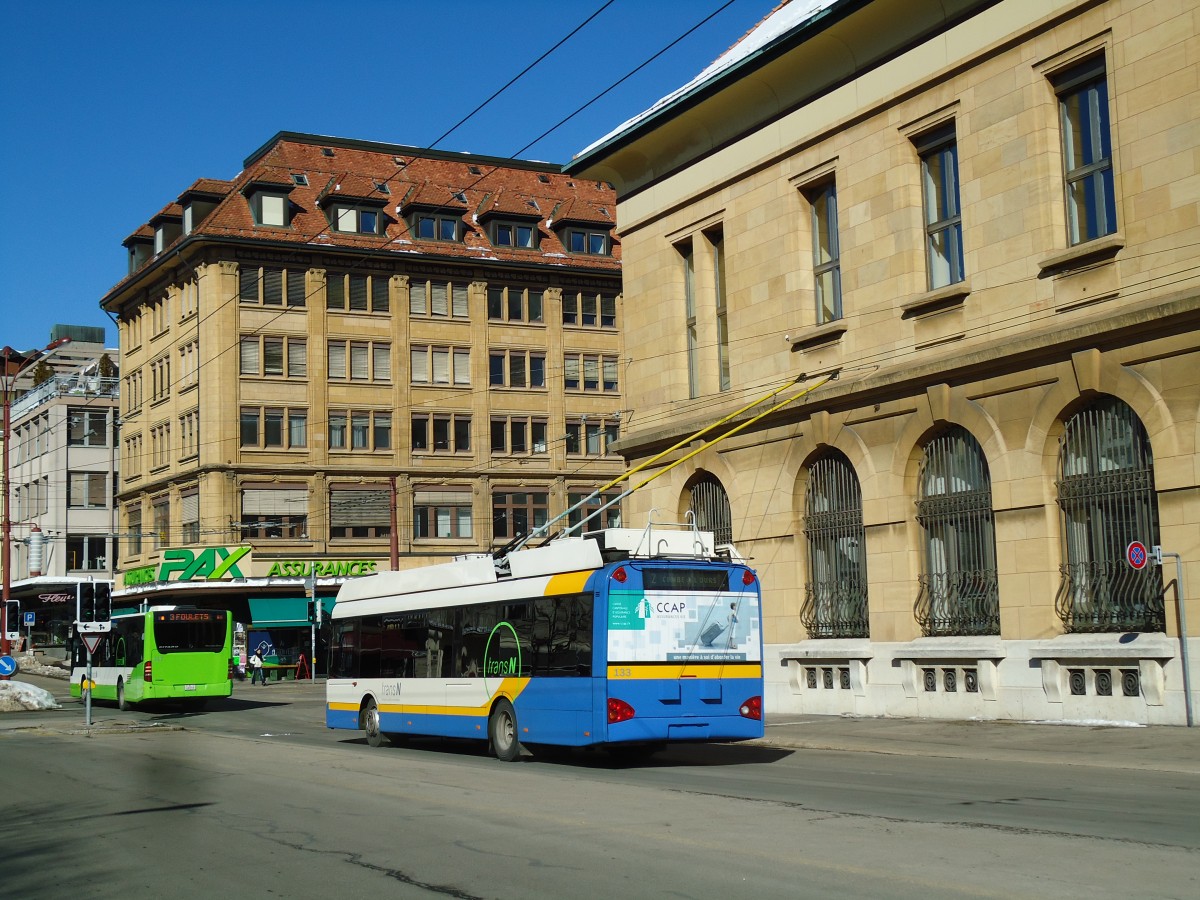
[569,0,1199,724]
[102,133,625,597]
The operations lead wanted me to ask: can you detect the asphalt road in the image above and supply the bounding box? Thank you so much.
[3,677,1198,899]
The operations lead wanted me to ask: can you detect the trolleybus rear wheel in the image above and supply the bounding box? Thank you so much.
[489,699,521,761]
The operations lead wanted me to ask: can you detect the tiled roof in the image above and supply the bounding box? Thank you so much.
[108,133,620,299]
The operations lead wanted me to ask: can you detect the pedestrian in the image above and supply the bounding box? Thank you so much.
[250,648,265,685]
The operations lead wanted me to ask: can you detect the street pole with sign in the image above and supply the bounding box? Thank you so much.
[1128,541,1193,727]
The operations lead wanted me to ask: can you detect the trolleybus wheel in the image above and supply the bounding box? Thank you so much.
[489,699,521,761]
[363,698,385,748]
[117,678,127,712]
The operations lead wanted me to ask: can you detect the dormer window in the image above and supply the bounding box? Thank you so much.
[333,205,382,235]
[565,228,610,256]
[153,218,183,254]
[413,212,461,242]
[492,221,538,249]
[249,192,290,227]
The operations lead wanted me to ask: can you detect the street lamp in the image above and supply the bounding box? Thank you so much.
[2,337,71,656]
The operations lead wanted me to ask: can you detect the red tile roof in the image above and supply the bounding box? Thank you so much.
[108,133,621,300]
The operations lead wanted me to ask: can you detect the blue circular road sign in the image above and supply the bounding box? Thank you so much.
[0,655,18,678]
[1126,541,1148,570]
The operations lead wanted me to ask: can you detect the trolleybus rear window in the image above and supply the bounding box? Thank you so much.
[153,611,228,653]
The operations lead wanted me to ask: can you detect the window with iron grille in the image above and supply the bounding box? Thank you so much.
[914,427,999,636]
[688,475,732,547]
[1055,396,1163,632]
[801,452,869,638]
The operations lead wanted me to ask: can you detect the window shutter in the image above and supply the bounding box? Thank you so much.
[431,282,448,317]
[372,276,390,312]
[350,342,369,380]
[350,275,368,311]
[411,347,428,382]
[287,269,306,306]
[288,339,307,377]
[454,348,471,385]
[410,281,427,315]
[263,268,283,304]
[373,344,391,381]
[328,342,347,380]
[330,489,391,527]
[452,283,468,317]
[242,488,307,515]
[181,492,199,525]
[240,338,259,375]
[432,349,450,384]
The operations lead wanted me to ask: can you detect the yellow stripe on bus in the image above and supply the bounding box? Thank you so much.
[607,664,762,679]
[328,676,531,718]
[545,570,592,596]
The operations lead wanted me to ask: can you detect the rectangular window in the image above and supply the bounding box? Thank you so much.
[492,491,549,541]
[287,269,306,306]
[289,411,307,448]
[489,350,545,388]
[68,472,107,508]
[287,339,307,377]
[1055,56,1116,245]
[241,407,306,449]
[411,345,469,386]
[330,488,391,539]
[414,489,473,539]
[682,242,698,398]
[329,413,346,450]
[712,232,730,391]
[263,338,284,376]
[240,488,306,540]
[125,506,142,557]
[263,408,284,447]
[809,181,841,324]
[411,413,470,453]
[68,409,108,447]
[568,490,622,530]
[917,125,964,289]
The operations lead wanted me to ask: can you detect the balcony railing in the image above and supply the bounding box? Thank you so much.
[9,375,119,419]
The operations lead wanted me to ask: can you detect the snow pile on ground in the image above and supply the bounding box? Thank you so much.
[12,654,70,679]
[0,679,61,712]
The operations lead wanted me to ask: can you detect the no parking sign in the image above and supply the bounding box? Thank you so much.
[1126,541,1149,570]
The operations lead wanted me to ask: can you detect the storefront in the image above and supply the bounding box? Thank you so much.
[112,546,374,676]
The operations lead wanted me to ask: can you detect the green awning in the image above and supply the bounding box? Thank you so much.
[248,597,309,628]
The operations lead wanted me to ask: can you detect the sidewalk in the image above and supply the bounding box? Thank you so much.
[5,673,1198,773]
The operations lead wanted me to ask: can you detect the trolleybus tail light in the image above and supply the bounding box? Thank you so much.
[739,695,762,720]
[143,661,153,683]
[612,566,628,584]
[607,697,636,723]
[742,569,756,586]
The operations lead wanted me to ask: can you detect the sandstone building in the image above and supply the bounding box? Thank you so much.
[568,0,1199,724]
[100,133,623,662]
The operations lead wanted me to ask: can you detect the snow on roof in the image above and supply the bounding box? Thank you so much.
[576,0,838,159]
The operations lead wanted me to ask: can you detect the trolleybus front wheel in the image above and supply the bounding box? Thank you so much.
[362,698,386,748]
[489,699,521,761]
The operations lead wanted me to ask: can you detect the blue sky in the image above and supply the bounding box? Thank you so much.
[0,0,769,354]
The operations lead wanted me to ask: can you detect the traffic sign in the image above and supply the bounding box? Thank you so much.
[79,632,104,655]
[23,611,34,626]
[0,655,17,677]
[1126,541,1149,570]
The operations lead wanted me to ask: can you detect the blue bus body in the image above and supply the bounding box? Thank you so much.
[326,528,764,758]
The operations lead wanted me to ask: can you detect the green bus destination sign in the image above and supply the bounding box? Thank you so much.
[122,547,379,586]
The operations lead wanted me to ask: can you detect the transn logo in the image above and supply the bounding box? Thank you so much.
[158,547,252,581]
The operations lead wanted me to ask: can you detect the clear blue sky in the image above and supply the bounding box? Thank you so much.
[0,0,769,354]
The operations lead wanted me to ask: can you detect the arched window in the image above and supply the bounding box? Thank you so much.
[801,452,868,638]
[688,474,732,547]
[1055,396,1163,632]
[914,427,999,636]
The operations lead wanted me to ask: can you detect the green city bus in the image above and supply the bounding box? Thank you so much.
[70,606,234,710]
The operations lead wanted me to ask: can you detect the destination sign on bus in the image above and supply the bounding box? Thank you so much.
[642,568,730,592]
[157,611,223,624]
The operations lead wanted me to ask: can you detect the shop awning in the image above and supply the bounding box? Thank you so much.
[248,597,309,628]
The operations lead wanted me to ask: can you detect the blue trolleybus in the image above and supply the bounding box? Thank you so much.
[325,523,763,760]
